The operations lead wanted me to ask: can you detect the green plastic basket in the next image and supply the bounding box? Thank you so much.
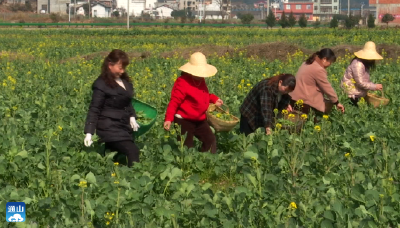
[132,98,158,138]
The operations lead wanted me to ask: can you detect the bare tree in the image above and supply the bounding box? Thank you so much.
[214,0,230,22]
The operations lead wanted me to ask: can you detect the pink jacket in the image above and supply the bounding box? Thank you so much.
[289,61,339,112]
[341,59,377,99]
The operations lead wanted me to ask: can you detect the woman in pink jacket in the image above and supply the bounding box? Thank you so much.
[341,41,383,107]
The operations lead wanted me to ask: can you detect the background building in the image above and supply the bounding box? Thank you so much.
[37,0,69,14]
[313,0,339,21]
[369,0,400,24]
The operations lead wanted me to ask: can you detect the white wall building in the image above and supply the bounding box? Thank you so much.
[117,0,158,17]
[313,0,339,20]
[92,3,112,17]
[37,0,69,14]
[196,0,231,20]
[155,5,174,18]
[76,5,86,16]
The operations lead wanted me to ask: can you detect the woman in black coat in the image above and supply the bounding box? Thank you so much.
[83,49,140,167]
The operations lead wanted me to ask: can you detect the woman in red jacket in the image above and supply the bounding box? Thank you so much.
[163,52,223,154]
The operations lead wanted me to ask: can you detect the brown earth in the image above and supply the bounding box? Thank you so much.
[160,44,235,59]
[0,51,36,61]
[12,42,399,64]
[160,42,400,61]
[239,42,313,61]
[60,51,151,64]
[331,43,400,60]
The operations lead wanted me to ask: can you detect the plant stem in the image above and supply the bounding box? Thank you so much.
[116,188,120,225]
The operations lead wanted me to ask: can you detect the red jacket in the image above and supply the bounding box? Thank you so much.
[165,73,219,122]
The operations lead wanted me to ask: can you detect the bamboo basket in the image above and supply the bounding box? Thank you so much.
[206,104,239,132]
[276,110,306,134]
[365,90,389,108]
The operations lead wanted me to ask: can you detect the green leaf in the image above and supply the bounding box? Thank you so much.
[321,220,334,228]
[271,149,279,158]
[323,176,331,185]
[244,151,258,160]
[70,174,80,182]
[202,183,212,191]
[16,150,28,158]
[85,172,96,184]
[23,197,33,205]
[163,144,172,153]
[264,174,278,183]
[37,162,45,170]
[169,167,182,180]
[10,191,19,201]
[323,210,335,221]
[332,201,343,219]
[245,173,257,188]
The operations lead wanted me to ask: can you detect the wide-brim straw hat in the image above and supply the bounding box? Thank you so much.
[179,52,217,78]
[354,41,383,60]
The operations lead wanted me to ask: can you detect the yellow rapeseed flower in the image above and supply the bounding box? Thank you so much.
[78,181,87,188]
[314,126,321,132]
[114,162,119,166]
[58,126,62,131]
[276,123,282,129]
[301,114,307,120]
[106,221,110,225]
[295,99,304,107]
[114,181,119,184]
[323,115,329,120]
[345,153,350,158]
[290,202,297,209]
[111,173,116,177]
[370,135,375,142]
[288,114,295,119]
[282,110,288,115]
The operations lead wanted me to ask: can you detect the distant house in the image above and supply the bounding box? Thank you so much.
[37,0,69,14]
[155,5,174,18]
[92,2,112,18]
[76,5,86,16]
[117,0,158,17]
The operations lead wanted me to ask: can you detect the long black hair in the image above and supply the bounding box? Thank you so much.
[267,74,296,91]
[351,57,376,71]
[100,49,131,88]
[306,48,337,65]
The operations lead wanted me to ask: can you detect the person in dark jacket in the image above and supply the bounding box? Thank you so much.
[239,74,296,136]
[83,49,140,167]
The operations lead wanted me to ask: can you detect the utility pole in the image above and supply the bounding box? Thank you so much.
[267,0,269,17]
[347,0,350,16]
[74,0,76,19]
[48,0,50,13]
[375,0,379,25]
[67,3,71,22]
[88,0,91,18]
[127,0,130,29]
[361,2,364,17]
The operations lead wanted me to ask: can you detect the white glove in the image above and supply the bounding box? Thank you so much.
[130,117,140,132]
[84,133,93,147]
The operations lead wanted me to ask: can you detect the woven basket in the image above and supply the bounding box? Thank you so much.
[276,110,306,134]
[206,104,239,132]
[365,90,389,108]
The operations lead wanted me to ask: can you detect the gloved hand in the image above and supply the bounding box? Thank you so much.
[130,117,140,132]
[84,133,93,147]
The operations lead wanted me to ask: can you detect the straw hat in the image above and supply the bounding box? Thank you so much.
[179,52,217,78]
[354,41,383,60]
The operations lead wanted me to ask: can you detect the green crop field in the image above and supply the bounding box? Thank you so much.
[1,27,400,227]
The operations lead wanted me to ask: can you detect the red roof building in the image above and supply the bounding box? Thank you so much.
[273,2,314,21]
